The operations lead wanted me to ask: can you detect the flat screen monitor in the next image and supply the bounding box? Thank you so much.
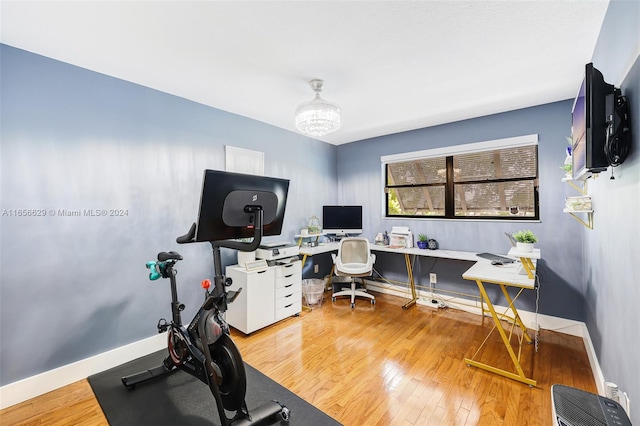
[193,170,289,242]
[571,63,614,181]
[322,205,363,236]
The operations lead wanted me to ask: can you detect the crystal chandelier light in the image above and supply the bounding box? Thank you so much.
[295,79,341,137]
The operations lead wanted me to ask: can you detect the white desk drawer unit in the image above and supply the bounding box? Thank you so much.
[275,261,302,321]
[225,261,301,334]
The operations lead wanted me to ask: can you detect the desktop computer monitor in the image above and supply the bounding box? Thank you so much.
[322,205,363,236]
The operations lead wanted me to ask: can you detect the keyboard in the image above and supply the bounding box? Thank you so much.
[476,253,515,264]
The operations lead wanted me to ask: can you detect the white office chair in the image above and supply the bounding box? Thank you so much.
[331,237,376,308]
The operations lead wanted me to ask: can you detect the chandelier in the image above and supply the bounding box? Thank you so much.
[295,79,341,137]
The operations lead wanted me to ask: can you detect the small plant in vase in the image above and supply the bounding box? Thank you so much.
[417,234,428,249]
[561,137,573,179]
[513,230,537,253]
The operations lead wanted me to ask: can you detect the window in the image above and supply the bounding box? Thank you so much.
[383,135,539,220]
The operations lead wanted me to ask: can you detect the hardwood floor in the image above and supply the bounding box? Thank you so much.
[1,291,596,425]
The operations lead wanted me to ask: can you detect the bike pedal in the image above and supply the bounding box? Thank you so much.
[227,288,243,304]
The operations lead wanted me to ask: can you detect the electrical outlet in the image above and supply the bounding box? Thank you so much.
[314,264,319,273]
[430,273,437,284]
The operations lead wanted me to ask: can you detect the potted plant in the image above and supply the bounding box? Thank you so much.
[513,230,537,253]
[417,234,428,249]
[307,215,322,235]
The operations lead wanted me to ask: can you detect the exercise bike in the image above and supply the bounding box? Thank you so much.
[121,206,290,425]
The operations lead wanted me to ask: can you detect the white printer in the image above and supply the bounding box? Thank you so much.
[389,226,413,248]
[255,242,300,261]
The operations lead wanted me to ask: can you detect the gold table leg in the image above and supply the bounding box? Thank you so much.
[326,264,335,290]
[402,253,418,309]
[498,284,533,344]
[464,279,537,387]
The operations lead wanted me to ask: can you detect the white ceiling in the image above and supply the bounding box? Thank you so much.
[1,1,610,145]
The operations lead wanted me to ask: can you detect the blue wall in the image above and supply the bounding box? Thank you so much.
[0,44,338,385]
[585,0,640,423]
[336,101,586,321]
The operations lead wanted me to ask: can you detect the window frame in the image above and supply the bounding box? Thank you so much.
[381,134,540,221]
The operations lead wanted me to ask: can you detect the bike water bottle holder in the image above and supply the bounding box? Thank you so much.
[146,261,161,280]
[147,258,176,280]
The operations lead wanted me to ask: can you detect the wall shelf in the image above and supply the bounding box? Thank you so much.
[561,177,588,195]
[562,178,593,229]
[563,209,594,229]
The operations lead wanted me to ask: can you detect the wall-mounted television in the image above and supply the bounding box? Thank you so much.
[322,205,363,236]
[571,63,615,181]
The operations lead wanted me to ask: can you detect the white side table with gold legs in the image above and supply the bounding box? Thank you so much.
[462,254,539,387]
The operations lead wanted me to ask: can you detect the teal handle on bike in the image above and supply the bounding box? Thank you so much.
[146,260,161,280]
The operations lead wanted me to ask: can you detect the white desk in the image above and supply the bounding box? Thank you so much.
[298,241,340,258]
[300,242,480,309]
[462,256,538,386]
[371,245,480,308]
[294,232,326,246]
[369,245,479,261]
[298,242,340,290]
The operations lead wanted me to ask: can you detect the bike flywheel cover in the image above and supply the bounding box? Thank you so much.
[210,333,247,411]
[167,328,186,366]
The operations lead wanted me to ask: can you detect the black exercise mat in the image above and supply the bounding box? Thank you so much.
[89,350,341,426]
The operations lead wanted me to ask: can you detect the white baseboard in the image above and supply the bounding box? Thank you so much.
[580,323,605,395]
[0,333,166,410]
[365,280,586,336]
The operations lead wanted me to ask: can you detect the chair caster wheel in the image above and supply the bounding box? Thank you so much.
[371,300,376,305]
[332,297,336,302]
[351,303,355,309]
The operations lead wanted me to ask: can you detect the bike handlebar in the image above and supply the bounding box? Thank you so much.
[176,207,264,252]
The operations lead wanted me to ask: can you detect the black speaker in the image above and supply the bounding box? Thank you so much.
[605,91,631,167]
[551,384,631,426]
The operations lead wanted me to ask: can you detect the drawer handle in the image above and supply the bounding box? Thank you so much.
[284,274,293,278]
[284,264,293,269]
[257,270,267,274]
[284,294,292,298]
[285,284,293,289]
[284,304,293,308]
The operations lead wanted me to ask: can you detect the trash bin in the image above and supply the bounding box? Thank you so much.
[302,278,325,308]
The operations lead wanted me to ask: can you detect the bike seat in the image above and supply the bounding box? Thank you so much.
[158,251,183,262]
